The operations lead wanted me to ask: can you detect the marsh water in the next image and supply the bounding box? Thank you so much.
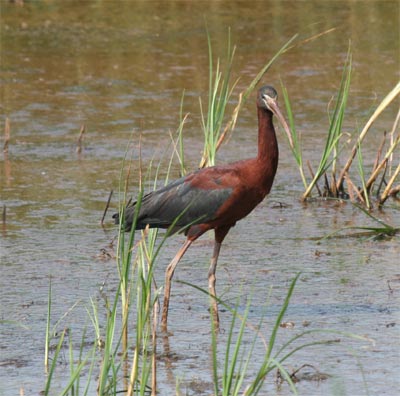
[1,1,399,395]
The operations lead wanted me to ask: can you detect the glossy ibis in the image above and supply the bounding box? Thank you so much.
[113,85,292,330]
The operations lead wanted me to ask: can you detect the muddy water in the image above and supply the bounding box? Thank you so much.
[1,1,399,395]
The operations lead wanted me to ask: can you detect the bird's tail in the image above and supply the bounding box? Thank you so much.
[112,206,134,232]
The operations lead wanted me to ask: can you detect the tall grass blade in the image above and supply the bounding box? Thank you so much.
[83,343,97,396]
[44,329,66,396]
[366,133,400,191]
[357,142,370,209]
[199,31,298,169]
[379,162,400,206]
[302,47,352,199]
[177,90,188,176]
[240,35,298,106]
[243,273,300,395]
[321,203,398,239]
[213,34,298,161]
[223,297,253,395]
[97,288,119,395]
[280,81,307,188]
[199,27,238,168]
[44,277,52,373]
[87,297,103,349]
[388,107,400,175]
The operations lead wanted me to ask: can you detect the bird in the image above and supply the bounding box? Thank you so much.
[113,85,292,330]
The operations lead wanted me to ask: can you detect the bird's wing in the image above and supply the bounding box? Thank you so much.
[124,168,236,231]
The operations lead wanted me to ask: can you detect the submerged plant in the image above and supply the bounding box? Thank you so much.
[322,203,399,240]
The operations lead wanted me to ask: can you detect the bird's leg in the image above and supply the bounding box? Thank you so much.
[162,238,193,331]
[208,241,222,328]
[209,225,231,330]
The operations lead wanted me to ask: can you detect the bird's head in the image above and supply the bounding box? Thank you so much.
[257,85,294,149]
[257,85,279,112]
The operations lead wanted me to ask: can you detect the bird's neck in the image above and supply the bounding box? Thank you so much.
[257,107,278,169]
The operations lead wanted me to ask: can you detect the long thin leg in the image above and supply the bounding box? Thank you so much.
[208,225,231,329]
[162,238,193,331]
[208,241,222,327]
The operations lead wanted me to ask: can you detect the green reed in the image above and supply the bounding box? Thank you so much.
[176,90,188,176]
[302,46,352,200]
[183,273,369,395]
[44,277,52,373]
[210,296,254,395]
[101,148,157,395]
[43,295,93,396]
[322,203,399,240]
[280,82,307,189]
[111,140,195,395]
[282,48,399,207]
[356,141,371,209]
[198,28,297,169]
[87,297,103,349]
[43,267,368,395]
[199,27,237,168]
[44,328,66,395]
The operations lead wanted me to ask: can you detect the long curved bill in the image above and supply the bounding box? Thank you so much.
[266,97,294,151]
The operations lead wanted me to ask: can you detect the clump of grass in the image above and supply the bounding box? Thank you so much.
[43,281,94,396]
[96,145,158,395]
[198,30,297,169]
[43,146,165,395]
[337,81,400,194]
[183,273,369,395]
[282,46,352,200]
[199,27,238,168]
[282,50,400,208]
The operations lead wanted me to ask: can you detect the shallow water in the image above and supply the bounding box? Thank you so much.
[1,1,399,395]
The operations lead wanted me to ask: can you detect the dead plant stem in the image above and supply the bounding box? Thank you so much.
[375,165,388,198]
[366,134,400,190]
[76,124,85,154]
[344,174,366,204]
[306,160,322,196]
[336,81,400,190]
[388,108,400,175]
[379,163,400,205]
[3,117,10,153]
[101,190,113,226]
[373,131,386,174]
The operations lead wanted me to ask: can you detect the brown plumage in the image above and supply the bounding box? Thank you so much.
[113,85,292,330]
